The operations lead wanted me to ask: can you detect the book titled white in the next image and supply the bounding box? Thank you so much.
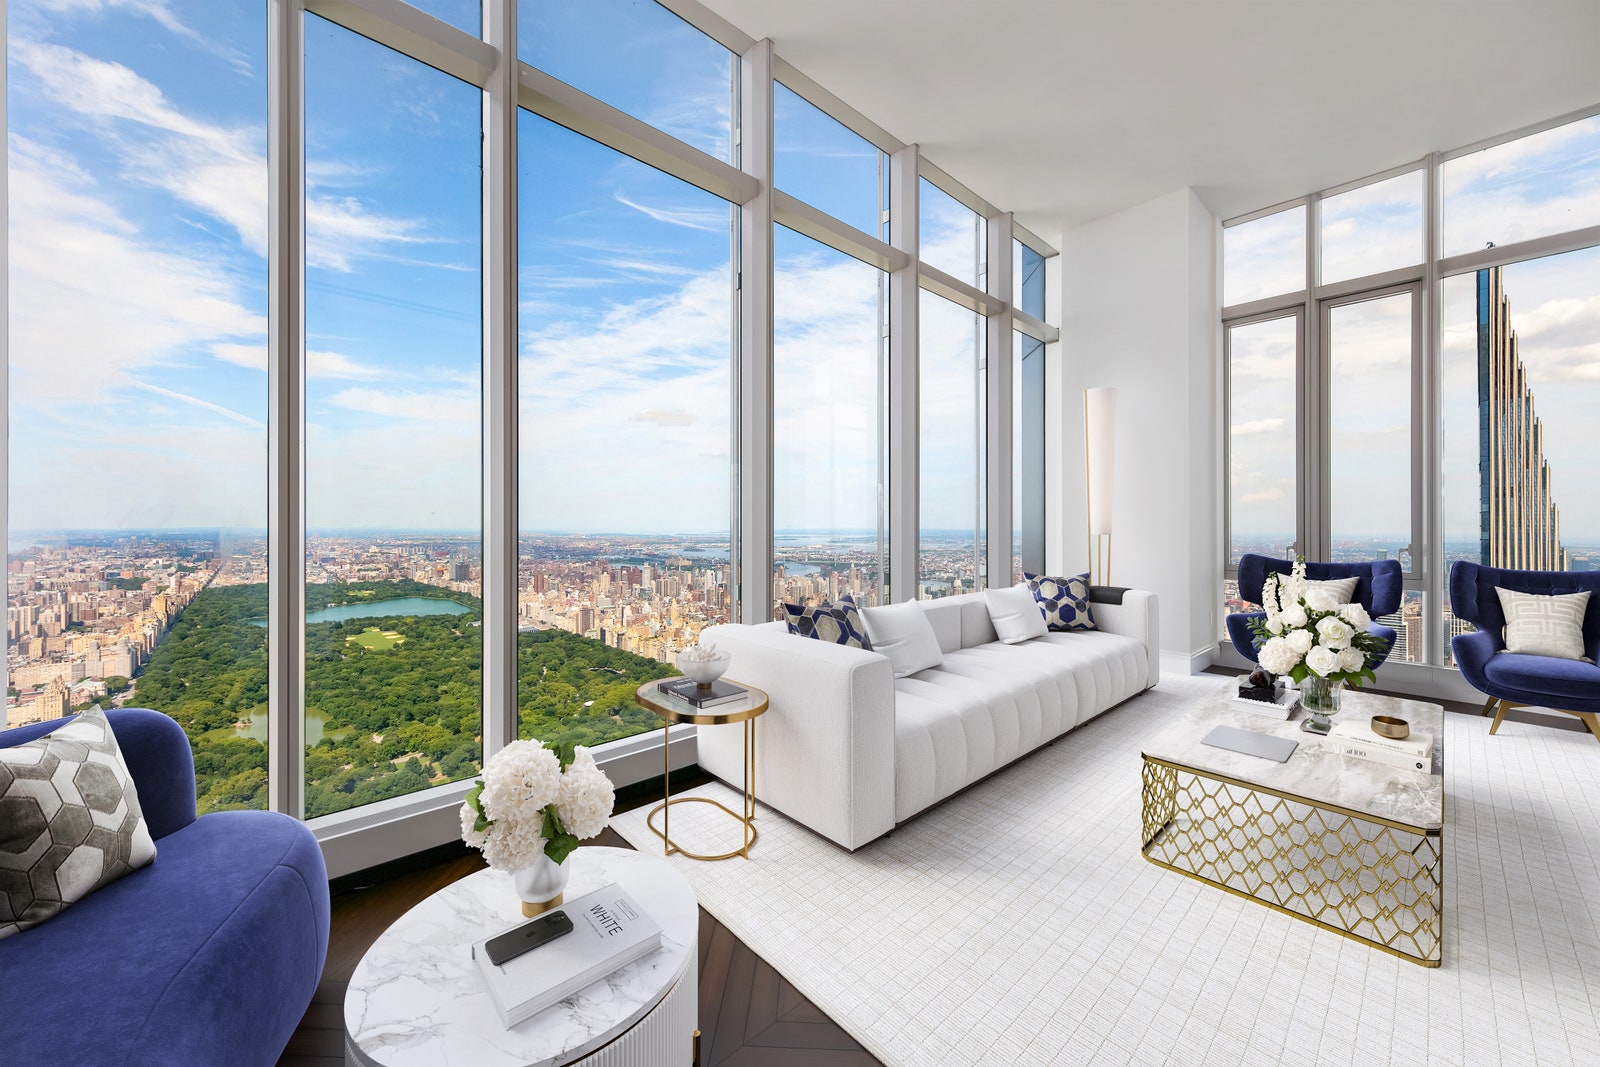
[1229,689,1298,720]
[1325,721,1434,774]
[472,883,662,1028]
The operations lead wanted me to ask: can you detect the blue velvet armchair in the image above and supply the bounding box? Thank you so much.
[1449,561,1600,743]
[1226,554,1404,667]
[0,708,329,1066]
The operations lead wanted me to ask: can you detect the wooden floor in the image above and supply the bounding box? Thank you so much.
[278,826,879,1067]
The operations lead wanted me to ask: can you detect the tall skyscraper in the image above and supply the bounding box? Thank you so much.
[1477,266,1569,570]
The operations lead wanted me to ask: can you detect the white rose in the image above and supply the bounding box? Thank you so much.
[1286,629,1314,655]
[1338,647,1366,674]
[1316,616,1353,650]
[1266,618,1284,635]
[1341,603,1371,628]
[1303,589,1340,614]
[1281,604,1308,629]
[1305,645,1339,677]
[1258,637,1302,676]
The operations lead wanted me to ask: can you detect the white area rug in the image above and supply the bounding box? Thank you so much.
[611,674,1600,1066]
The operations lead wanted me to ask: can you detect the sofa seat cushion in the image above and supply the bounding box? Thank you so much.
[888,629,1149,822]
[1484,651,1600,703]
[0,809,329,1067]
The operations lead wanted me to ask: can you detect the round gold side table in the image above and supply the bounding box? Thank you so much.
[634,678,768,861]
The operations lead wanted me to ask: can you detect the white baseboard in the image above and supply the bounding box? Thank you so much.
[1160,647,1215,677]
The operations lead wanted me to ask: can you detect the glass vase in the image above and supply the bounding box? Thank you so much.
[512,852,570,917]
[1299,674,1343,733]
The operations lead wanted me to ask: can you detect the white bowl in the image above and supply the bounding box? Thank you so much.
[676,649,731,687]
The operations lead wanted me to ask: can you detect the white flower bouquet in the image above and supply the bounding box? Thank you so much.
[1246,558,1386,689]
[460,739,615,871]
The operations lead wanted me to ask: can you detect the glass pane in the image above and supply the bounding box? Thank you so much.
[408,0,480,36]
[1223,205,1306,306]
[1442,248,1600,662]
[1328,291,1414,573]
[517,112,731,744]
[1015,241,1046,321]
[1443,114,1600,258]
[1320,170,1424,284]
[303,17,483,818]
[919,291,985,598]
[1381,590,1427,665]
[919,178,984,288]
[1013,331,1046,584]
[6,1,268,810]
[774,82,886,238]
[518,0,734,162]
[773,227,887,615]
[1227,316,1298,565]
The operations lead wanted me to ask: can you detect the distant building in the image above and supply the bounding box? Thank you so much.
[1478,266,1569,570]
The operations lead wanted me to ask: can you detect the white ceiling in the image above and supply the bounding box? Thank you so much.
[697,0,1600,247]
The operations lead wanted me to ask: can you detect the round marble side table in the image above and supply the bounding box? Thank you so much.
[344,846,698,1067]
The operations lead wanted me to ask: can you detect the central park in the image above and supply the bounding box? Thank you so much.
[130,579,675,817]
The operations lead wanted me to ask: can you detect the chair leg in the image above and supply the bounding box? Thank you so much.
[1480,696,1498,718]
[1577,712,1600,744]
[1488,700,1512,736]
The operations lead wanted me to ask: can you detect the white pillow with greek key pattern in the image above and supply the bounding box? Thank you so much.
[1495,587,1591,662]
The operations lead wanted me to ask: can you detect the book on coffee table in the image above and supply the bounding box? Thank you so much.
[657,676,747,709]
[1325,720,1434,773]
[1229,688,1299,719]
[472,883,662,1028]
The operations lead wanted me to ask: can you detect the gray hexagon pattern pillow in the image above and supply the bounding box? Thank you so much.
[0,707,157,939]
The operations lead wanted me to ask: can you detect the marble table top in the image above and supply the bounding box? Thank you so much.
[1142,687,1445,830]
[345,846,697,1067]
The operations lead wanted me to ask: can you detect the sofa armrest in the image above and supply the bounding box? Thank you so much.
[1090,587,1160,689]
[1451,629,1498,693]
[696,624,896,850]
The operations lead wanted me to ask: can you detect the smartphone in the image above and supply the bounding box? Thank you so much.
[485,911,574,966]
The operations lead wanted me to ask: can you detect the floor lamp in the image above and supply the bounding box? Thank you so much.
[1084,387,1115,587]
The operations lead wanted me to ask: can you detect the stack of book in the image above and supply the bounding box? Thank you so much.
[657,676,748,710]
[1230,686,1298,720]
[1325,720,1434,773]
[472,884,662,1028]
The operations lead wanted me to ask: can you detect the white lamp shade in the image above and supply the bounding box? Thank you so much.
[1084,387,1116,536]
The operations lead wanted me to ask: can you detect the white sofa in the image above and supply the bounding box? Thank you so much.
[697,587,1159,850]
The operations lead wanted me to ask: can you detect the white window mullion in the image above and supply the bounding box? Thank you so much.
[888,145,920,602]
[735,39,774,624]
[986,213,1014,590]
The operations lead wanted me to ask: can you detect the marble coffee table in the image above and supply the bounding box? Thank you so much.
[1140,687,1445,966]
[344,846,698,1066]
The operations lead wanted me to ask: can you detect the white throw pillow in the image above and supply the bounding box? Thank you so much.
[1303,576,1359,606]
[984,584,1048,645]
[861,602,945,678]
[1495,587,1591,662]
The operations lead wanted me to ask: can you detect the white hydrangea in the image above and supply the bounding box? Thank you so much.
[479,811,548,874]
[1315,616,1353,650]
[1258,636,1303,676]
[1280,604,1309,629]
[1303,588,1341,614]
[1340,603,1371,628]
[1285,629,1315,655]
[1305,645,1339,677]
[1338,647,1366,674]
[555,746,615,841]
[459,800,487,850]
[479,740,562,822]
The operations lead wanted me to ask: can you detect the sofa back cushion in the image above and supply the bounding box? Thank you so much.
[929,592,998,648]
[921,601,963,654]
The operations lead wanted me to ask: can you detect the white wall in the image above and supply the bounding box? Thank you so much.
[1052,188,1220,674]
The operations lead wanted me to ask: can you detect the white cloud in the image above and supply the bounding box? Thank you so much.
[612,193,727,233]
[211,343,387,381]
[1232,418,1286,435]
[631,409,698,427]
[1241,487,1285,503]
[127,380,265,428]
[326,387,480,424]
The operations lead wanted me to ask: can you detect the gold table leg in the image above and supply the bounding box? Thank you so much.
[647,716,758,861]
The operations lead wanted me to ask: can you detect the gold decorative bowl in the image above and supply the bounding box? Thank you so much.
[1371,715,1410,740]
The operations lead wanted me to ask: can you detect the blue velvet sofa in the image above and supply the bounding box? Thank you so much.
[0,708,329,1066]
[1449,561,1600,743]
[1226,553,1404,666]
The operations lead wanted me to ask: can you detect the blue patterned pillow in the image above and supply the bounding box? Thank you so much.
[1023,572,1096,632]
[781,593,873,650]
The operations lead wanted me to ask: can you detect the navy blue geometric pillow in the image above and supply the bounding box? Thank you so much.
[1023,572,1096,632]
[781,593,873,649]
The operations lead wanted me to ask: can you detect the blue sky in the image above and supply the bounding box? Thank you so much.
[6,0,994,538]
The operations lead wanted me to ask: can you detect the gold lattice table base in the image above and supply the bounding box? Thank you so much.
[1141,756,1443,966]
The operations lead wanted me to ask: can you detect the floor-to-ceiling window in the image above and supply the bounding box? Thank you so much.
[4,0,1057,862]
[1221,110,1600,675]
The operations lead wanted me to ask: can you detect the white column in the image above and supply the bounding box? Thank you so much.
[736,40,775,623]
[482,0,519,754]
[267,0,307,818]
[888,145,920,601]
